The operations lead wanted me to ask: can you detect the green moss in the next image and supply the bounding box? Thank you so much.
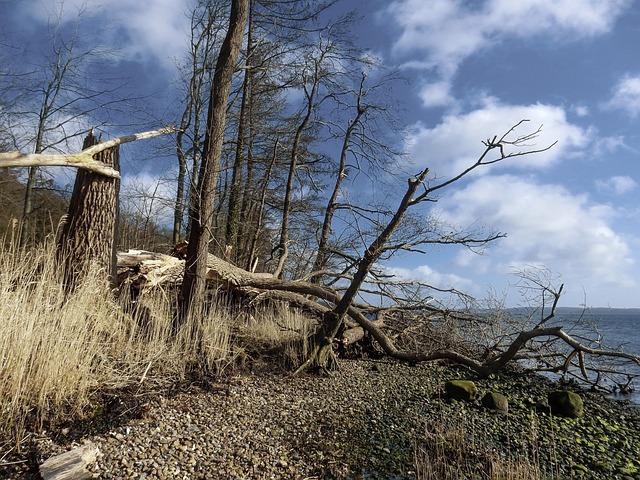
[444,380,478,401]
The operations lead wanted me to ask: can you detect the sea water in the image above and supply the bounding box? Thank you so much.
[551,308,640,406]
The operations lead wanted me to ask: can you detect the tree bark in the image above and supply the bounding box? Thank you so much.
[178,0,249,331]
[56,130,120,288]
[225,0,254,257]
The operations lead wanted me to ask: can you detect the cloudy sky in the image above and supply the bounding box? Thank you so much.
[2,0,640,308]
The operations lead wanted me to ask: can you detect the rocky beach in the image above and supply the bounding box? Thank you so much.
[2,359,639,479]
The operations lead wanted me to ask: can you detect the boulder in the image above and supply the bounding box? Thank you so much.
[548,390,584,418]
[444,380,478,402]
[481,392,509,413]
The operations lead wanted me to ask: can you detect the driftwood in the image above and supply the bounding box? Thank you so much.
[39,442,98,480]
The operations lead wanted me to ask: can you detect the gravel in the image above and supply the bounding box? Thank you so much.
[2,359,639,479]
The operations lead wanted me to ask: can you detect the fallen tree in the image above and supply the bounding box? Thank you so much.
[116,121,639,388]
[116,248,640,387]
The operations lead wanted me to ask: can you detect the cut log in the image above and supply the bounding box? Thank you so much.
[39,442,98,480]
[341,326,365,345]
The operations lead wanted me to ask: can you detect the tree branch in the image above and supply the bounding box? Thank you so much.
[0,126,176,178]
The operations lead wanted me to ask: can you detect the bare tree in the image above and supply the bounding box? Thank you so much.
[173,0,228,245]
[0,5,126,247]
[118,121,633,382]
[178,0,249,330]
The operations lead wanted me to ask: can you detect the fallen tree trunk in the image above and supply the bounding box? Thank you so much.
[116,250,640,381]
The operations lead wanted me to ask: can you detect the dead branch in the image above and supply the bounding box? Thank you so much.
[0,126,176,178]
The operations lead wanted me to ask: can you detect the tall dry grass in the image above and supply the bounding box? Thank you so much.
[0,242,231,445]
[0,241,313,446]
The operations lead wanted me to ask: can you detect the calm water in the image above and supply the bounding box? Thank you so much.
[548,309,640,405]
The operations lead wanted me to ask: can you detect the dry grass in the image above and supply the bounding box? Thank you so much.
[414,407,544,480]
[0,242,312,447]
[229,302,314,369]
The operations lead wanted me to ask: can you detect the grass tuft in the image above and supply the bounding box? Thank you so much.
[413,405,543,480]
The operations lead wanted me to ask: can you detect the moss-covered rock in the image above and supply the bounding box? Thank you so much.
[444,380,478,402]
[548,390,584,418]
[481,392,508,413]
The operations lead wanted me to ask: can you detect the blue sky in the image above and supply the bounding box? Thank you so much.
[3,0,640,308]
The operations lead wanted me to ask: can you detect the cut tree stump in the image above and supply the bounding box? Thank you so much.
[39,442,98,480]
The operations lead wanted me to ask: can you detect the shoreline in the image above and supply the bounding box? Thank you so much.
[1,359,639,479]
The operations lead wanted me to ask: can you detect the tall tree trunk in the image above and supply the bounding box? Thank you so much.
[245,138,277,271]
[225,0,254,258]
[177,0,249,331]
[273,74,319,278]
[56,130,120,289]
[19,166,37,247]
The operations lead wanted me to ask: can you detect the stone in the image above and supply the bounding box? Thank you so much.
[548,390,584,418]
[481,392,509,413]
[444,380,478,401]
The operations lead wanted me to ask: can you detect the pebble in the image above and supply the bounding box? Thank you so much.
[1,359,639,479]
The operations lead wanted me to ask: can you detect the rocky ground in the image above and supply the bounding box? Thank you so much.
[1,359,639,479]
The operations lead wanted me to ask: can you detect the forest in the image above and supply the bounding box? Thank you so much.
[1,1,640,478]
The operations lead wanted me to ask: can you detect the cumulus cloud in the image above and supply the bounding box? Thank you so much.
[387,0,630,73]
[418,81,455,108]
[385,264,476,294]
[386,0,630,109]
[438,174,634,286]
[14,0,191,70]
[604,74,640,117]
[405,99,588,178]
[596,175,637,195]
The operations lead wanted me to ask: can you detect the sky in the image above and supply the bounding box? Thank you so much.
[2,0,640,308]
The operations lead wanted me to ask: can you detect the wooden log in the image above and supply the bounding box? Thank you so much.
[341,326,365,345]
[39,442,98,480]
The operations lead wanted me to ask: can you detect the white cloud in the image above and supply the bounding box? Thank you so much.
[439,174,634,286]
[596,175,637,195]
[418,81,455,108]
[573,105,590,117]
[387,0,630,110]
[604,74,640,117]
[388,0,630,74]
[385,264,476,293]
[15,0,192,71]
[405,99,588,178]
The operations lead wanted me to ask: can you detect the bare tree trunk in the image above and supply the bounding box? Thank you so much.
[178,0,249,331]
[245,138,277,271]
[19,166,37,247]
[173,111,190,245]
[225,0,254,258]
[56,130,120,288]
[297,168,431,373]
[273,77,319,278]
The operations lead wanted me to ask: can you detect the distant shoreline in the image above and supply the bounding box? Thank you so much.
[508,306,640,316]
